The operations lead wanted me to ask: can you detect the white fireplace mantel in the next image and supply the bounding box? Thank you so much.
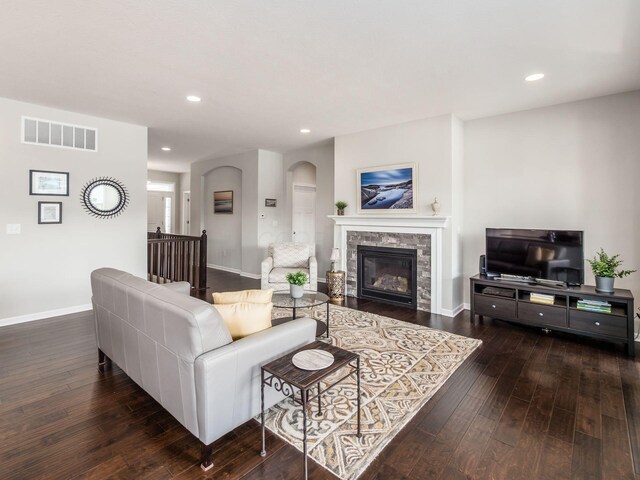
[329,215,449,314]
[328,215,449,229]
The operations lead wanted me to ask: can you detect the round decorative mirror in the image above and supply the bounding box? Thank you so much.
[80,177,129,218]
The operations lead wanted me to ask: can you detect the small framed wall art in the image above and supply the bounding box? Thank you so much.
[30,170,69,196]
[38,201,62,224]
[214,190,233,214]
[265,198,277,207]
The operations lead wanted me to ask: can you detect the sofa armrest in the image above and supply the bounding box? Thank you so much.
[308,256,318,290]
[194,317,316,445]
[261,256,273,289]
[162,281,191,295]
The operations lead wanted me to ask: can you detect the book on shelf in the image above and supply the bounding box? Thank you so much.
[530,292,555,305]
[531,298,555,305]
[577,299,611,307]
[576,299,611,313]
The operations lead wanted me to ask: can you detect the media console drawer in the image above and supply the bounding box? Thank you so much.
[569,310,627,338]
[518,302,566,328]
[474,295,516,319]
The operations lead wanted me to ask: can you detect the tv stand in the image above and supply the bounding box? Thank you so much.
[470,274,635,356]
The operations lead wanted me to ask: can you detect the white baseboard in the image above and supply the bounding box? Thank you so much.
[207,263,262,280]
[440,303,468,318]
[240,272,261,280]
[0,304,93,328]
[207,263,240,274]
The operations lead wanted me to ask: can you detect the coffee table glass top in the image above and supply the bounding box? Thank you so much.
[272,291,329,309]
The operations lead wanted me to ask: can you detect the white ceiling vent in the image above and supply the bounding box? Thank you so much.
[22,116,98,152]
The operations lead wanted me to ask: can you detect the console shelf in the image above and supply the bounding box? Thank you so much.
[470,274,635,356]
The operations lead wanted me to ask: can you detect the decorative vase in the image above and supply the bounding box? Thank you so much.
[431,197,441,216]
[595,276,614,293]
[337,208,345,216]
[290,284,304,299]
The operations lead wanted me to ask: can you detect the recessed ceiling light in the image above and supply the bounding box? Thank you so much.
[300,128,311,134]
[186,95,201,102]
[161,147,171,151]
[525,73,545,82]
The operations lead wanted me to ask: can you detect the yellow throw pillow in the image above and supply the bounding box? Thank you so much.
[213,302,273,340]
[212,289,274,305]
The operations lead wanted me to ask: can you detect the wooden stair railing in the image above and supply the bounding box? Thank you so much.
[147,227,207,291]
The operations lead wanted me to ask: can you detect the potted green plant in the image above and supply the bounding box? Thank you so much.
[335,201,348,216]
[286,271,308,299]
[587,248,636,293]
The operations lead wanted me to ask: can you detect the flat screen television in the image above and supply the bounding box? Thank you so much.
[486,228,584,285]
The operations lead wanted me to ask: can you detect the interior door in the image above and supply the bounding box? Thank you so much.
[292,185,316,244]
[147,191,166,232]
[182,191,191,235]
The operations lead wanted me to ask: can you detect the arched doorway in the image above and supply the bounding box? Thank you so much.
[288,161,316,244]
[203,166,242,272]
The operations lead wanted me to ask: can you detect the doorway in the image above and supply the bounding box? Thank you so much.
[147,181,175,233]
[182,191,191,235]
[292,184,316,244]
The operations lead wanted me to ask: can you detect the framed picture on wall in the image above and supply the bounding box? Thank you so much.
[38,201,62,224]
[29,170,69,196]
[214,190,233,214]
[356,163,416,213]
[265,198,276,207]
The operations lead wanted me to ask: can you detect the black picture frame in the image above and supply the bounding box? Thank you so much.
[29,170,69,196]
[214,190,233,214]
[38,201,62,224]
[265,198,277,207]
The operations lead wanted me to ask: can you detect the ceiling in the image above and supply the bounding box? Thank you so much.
[1,1,639,172]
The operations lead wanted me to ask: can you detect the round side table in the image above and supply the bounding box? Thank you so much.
[326,270,345,301]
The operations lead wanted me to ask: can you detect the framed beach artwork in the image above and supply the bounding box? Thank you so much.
[213,190,233,214]
[357,163,416,213]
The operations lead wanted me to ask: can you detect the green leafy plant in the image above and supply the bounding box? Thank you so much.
[587,248,636,278]
[335,201,348,210]
[286,271,308,286]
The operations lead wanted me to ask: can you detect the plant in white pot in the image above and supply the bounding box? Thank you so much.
[587,248,635,293]
[286,271,308,299]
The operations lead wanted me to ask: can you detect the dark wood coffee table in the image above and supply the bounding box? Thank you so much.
[260,340,361,480]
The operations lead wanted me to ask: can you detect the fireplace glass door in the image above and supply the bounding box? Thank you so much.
[357,245,417,308]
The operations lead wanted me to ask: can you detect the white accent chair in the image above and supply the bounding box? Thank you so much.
[261,243,318,291]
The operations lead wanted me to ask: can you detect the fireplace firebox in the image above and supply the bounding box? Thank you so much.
[357,245,418,308]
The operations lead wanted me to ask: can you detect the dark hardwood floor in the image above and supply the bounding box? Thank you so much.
[1,269,638,479]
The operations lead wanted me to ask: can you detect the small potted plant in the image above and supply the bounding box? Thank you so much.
[335,201,347,216]
[286,271,308,299]
[587,248,635,293]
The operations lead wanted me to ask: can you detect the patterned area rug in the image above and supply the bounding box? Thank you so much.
[264,305,482,480]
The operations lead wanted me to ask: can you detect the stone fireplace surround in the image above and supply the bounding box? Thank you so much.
[329,215,448,314]
[350,232,428,310]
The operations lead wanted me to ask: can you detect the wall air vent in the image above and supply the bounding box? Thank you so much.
[22,116,98,152]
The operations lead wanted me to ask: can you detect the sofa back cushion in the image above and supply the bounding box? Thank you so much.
[91,268,232,363]
[212,289,273,304]
[212,302,273,340]
[272,243,310,268]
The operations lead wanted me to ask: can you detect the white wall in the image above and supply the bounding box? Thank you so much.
[204,166,242,271]
[284,140,335,274]
[191,150,261,276]
[257,150,287,251]
[463,90,640,303]
[334,116,463,312]
[0,97,147,324]
[147,169,180,233]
